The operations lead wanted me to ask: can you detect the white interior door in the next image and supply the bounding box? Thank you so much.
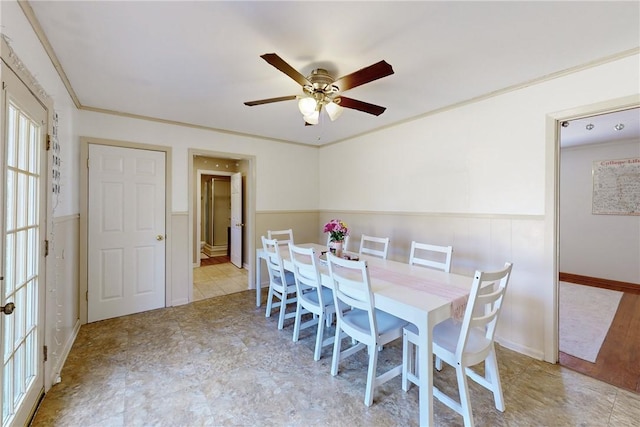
[1,64,47,427]
[230,172,242,268]
[87,145,166,322]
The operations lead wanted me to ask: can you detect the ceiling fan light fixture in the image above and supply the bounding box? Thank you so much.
[326,101,344,121]
[298,97,317,116]
[303,110,319,125]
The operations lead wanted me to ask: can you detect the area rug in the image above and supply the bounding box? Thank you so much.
[559,281,623,363]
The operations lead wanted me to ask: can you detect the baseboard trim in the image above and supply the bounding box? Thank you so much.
[559,272,640,295]
[495,336,546,363]
[50,318,81,387]
[172,297,189,307]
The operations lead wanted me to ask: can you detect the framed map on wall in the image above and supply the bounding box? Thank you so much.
[592,158,640,215]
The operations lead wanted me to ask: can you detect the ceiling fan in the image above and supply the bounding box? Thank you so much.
[244,53,394,125]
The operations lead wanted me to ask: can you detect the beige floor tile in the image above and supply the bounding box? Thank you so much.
[192,262,248,302]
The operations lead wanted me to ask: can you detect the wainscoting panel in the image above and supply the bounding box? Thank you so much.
[171,212,189,306]
[47,214,81,388]
[255,211,320,287]
[318,210,547,360]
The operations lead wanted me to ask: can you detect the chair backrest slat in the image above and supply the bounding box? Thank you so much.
[456,262,513,360]
[409,241,453,272]
[327,254,378,345]
[262,236,287,286]
[359,235,390,259]
[268,229,294,245]
[289,243,327,306]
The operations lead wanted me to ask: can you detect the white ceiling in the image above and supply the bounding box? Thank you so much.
[23,1,640,146]
[561,107,640,148]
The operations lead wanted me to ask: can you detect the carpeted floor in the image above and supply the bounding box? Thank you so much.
[559,281,623,363]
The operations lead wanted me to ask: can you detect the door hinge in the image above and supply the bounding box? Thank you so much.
[87,158,90,169]
[46,134,51,151]
[44,240,49,257]
[43,345,48,362]
[86,290,88,302]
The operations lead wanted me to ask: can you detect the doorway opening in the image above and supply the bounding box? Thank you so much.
[197,171,231,261]
[189,152,254,302]
[555,103,640,392]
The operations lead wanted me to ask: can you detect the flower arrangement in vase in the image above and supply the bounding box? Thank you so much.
[324,219,349,256]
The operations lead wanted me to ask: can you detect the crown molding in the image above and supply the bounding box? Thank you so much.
[1,33,50,103]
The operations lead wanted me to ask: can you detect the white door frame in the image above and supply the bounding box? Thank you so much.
[188,149,256,303]
[1,61,49,426]
[195,169,234,268]
[545,94,639,363]
[79,137,172,324]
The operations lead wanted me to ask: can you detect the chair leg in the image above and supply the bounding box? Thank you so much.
[314,312,325,361]
[331,323,343,376]
[265,287,274,318]
[435,356,442,371]
[485,350,505,411]
[292,302,302,342]
[364,344,378,407]
[402,331,410,391]
[326,312,333,327]
[277,293,287,330]
[456,364,475,427]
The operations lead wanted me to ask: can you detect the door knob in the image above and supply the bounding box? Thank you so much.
[1,302,15,315]
[156,235,165,241]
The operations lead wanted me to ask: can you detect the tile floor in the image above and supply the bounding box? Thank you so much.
[192,257,248,301]
[31,281,640,426]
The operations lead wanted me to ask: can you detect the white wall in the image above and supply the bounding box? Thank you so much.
[560,138,640,283]
[319,53,640,362]
[78,111,319,212]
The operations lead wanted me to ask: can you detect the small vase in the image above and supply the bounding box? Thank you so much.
[331,240,344,258]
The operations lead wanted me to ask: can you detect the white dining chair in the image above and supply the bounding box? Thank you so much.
[358,234,390,259]
[262,236,297,329]
[402,262,513,427]
[327,253,407,407]
[409,241,453,272]
[403,241,454,382]
[268,229,294,245]
[289,244,343,361]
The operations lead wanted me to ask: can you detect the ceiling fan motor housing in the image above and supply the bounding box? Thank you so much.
[303,69,340,104]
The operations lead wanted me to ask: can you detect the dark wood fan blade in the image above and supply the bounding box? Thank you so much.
[338,96,387,116]
[261,53,310,87]
[244,95,297,106]
[335,60,394,92]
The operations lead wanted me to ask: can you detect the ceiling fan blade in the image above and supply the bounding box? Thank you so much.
[338,96,387,116]
[244,95,297,106]
[260,53,311,87]
[335,60,394,92]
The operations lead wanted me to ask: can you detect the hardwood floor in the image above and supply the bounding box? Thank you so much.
[199,254,230,266]
[560,290,640,393]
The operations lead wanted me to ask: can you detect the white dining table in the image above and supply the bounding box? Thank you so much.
[255,243,472,426]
